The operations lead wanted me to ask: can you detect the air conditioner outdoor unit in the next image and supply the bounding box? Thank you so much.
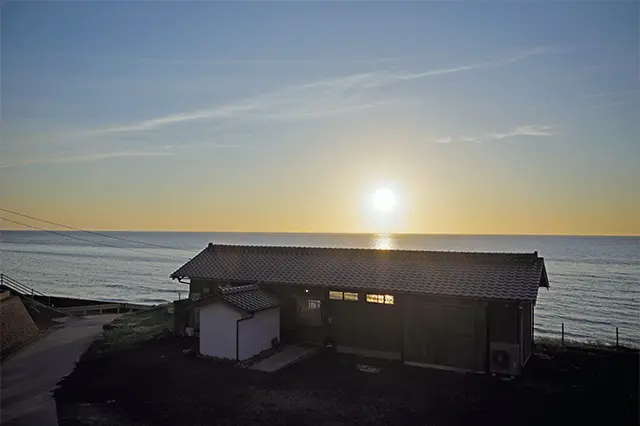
[489,342,521,376]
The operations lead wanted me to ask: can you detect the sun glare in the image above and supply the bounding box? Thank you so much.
[372,188,396,212]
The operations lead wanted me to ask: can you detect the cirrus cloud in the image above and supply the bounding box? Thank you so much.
[0,151,171,169]
[76,46,554,138]
[437,124,558,144]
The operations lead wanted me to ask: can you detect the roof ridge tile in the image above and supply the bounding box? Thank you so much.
[206,243,539,258]
[219,283,259,295]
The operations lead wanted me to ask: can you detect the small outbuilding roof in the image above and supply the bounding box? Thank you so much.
[217,284,280,313]
[186,283,279,314]
[171,244,549,302]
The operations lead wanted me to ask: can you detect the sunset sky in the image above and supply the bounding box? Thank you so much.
[1,2,638,235]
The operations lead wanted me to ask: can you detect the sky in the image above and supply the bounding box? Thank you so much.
[1,2,639,235]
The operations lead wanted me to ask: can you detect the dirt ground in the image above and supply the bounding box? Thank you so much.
[55,338,639,426]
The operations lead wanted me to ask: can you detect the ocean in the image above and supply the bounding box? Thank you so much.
[0,231,638,347]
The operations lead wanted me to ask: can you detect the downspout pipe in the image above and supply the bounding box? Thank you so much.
[236,314,254,361]
[518,303,524,365]
[177,278,190,300]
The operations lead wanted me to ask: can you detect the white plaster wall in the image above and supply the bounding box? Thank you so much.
[199,302,242,359]
[238,307,280,361]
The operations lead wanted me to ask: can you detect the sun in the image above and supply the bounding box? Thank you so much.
[372,188,396,212]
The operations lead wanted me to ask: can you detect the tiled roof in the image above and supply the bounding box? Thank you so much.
[217,284,279,313]
[171,244,549,302]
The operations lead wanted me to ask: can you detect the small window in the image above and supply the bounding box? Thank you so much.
[366,294,394,305]
[329,291,343,300]
[329,291,359,301]
[343,292,359,301]
[308,299,321,310]
[203,287,211,294]
[366,294,383,303]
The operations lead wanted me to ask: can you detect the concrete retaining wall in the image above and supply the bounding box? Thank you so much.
[0,294,39,356]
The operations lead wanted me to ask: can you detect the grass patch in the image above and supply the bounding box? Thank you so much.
[98,306,173,353]
[535,336,636,352]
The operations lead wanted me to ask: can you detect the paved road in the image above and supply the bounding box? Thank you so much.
[0,315,119,426]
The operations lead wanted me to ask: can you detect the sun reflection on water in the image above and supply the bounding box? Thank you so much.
[372,233,399,250]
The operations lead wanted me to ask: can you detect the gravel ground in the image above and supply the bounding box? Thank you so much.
[54,339,638,426]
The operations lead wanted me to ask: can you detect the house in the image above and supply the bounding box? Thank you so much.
[170,243,550,375]
[175,283,280,360]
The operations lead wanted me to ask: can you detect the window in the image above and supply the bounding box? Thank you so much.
[308,299,321,310]
[328,291,359,301]
[366,294,394,305]
[329,291,343,300]
[366,294,383,303]
[297,298,322,326]
[344,292,359,301]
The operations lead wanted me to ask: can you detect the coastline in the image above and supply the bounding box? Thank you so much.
[2,232,639,347]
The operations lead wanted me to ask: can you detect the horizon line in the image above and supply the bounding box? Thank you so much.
[1,229,638,238]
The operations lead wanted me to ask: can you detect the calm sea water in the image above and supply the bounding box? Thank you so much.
[0,231,638,347]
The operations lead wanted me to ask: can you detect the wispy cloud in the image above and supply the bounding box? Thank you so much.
[163,143,242,151]
[438,125,558,144]
[80,74,395,137]
[461,136,482,143]
[436,137,452,144]
[394,46,553,81]
[486,125,558,140]
[0,151,171,169]
[79,46,553,137]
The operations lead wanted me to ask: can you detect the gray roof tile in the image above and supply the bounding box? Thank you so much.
[171,244,549,302]
[218,284,279,313]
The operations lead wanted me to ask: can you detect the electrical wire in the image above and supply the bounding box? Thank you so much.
[0,216,191,261]
[0,207,182,250]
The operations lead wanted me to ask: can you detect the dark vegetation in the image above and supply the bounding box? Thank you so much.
[55,310,638,426]
[95,306,173,353]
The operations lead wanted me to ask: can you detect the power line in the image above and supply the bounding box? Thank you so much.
[0,207,181,250]
[0,216,190,261]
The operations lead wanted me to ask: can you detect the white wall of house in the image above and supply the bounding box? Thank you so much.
[199,302,242,359]
[238,307,280,361]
